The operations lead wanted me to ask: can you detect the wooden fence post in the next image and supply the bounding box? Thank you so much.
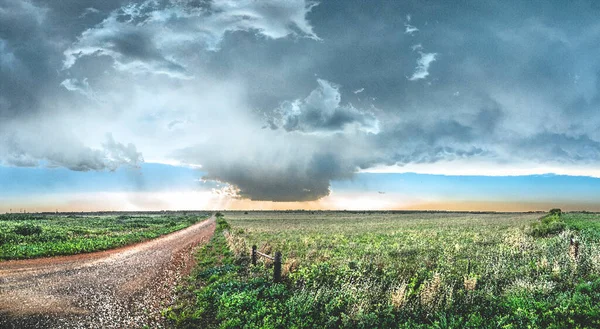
[570,238,580,259]
[252,245,257,265]
[274,251,282,283]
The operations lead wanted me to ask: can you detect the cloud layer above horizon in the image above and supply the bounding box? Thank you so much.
[2,0,600,202]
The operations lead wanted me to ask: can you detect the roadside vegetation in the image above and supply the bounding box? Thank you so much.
[0,213,207,260]
[168,211,600,328]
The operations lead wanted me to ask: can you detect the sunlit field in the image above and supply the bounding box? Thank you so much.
[168,211,600,328]
[0,213,208,260]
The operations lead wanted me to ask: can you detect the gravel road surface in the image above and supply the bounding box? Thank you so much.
[0,216,215,328]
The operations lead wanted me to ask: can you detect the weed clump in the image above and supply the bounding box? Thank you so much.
[390,282,408,309]
[419,272,445,311]
[463,274,478,292]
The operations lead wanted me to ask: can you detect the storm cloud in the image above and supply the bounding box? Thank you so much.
[2,0,600,201]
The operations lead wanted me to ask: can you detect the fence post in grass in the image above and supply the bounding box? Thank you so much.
[274,251,282,283]
[467,258,471,275]
[252,245,257,265]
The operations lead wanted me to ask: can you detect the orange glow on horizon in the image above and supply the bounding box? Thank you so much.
[2,191,600,213]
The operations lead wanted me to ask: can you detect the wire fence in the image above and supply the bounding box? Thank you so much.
[252,245,282,283]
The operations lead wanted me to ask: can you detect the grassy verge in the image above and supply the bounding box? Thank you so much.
[168,212,600,328]
[0,213,208,260]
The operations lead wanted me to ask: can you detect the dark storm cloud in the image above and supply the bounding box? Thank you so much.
[0,0,56,118]
[3,0,600,201]
[518,132,600,162]
[178,138,362,201]
[0,0,129,118]
[200,153,351,202]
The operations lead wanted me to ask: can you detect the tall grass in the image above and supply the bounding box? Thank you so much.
[168,211,600,328]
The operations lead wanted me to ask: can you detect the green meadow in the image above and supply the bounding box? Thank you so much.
[167,211,600,329]
[0,213,207,260]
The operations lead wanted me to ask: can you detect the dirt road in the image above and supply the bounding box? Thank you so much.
[0,216,215,328]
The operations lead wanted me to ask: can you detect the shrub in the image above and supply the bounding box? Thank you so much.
[529,211,566,237]
[530,220,566,237]
[548,208,562,216]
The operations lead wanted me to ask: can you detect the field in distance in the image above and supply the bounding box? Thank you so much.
[0,212,209,260]
[168,211,600,329]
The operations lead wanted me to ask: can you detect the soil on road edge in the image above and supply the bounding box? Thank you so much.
[0,216,216,329]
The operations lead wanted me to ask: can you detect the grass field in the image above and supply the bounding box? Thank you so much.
[0,212,208,260]
[167,211,600,328]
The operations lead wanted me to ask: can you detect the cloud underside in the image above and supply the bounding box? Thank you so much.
[2,0,600,202]
[202,159,342,202]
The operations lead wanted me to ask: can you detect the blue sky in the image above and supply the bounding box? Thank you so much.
[334,173,600,204]
[0,163,200,196]
[2,163,600,212]
[2,1,600,210]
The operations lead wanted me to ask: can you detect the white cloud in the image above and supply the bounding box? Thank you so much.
[79,7,100,18]
[409,52,437,81]
[0,122,143,171]
[353,87,364,94]
[60,78,99,101]
[404,23,419,35]
[275,79,380,134]
[411,43,423,51]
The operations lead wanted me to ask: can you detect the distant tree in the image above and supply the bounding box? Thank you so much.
[549,208,562,216]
